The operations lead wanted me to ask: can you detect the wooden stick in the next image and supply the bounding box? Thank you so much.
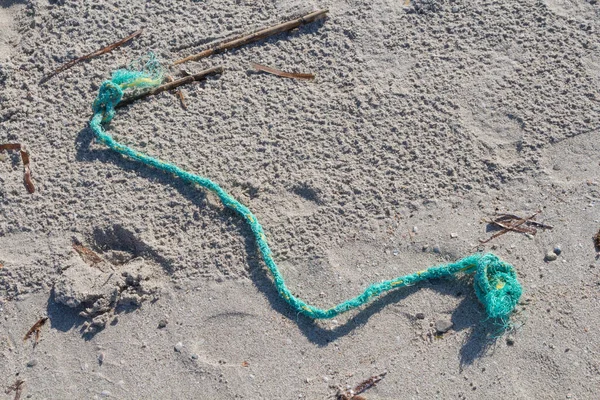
[494,213,553,230]
[250,62,315,80]
[480,211,540,244]
[166,76,188,109]
[174,9,329,65]
[116,66,224,108]
[40,29,143,84]
[490,219,537,235]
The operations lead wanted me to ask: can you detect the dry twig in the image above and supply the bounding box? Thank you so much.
[492,213,553,231]
[251,62,315,80]
[166,76,188,109]
[174,9,329,65]
[480,211,544,244]
[5,379,25,400]
[40,29,143,84]
[116,66,223,108]
[24,317,49,347]
[0,143,35,194]
[336,372,387,400]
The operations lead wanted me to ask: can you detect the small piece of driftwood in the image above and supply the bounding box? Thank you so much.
[116,66,224,108]
[480,211,543,244]
[250,62,315,80]
[41,29,142,84]
[174,9,328,65]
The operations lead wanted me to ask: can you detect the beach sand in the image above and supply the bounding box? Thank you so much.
[1,0,599,398]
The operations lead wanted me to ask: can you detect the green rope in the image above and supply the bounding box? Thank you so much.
[88,60,523,326]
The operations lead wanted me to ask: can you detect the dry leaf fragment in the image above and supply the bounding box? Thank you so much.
[72,241,103,265]
[0,143,35,194]
[251,62,315,80]
[24,317,48,346]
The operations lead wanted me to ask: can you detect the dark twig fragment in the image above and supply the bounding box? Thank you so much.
[480,211,545,244]
[5,379,25,400]
[493,213,553,231]
[24,317,49,347]
[489,219,537,235]
[0,143,35,194]
[336,372,387,400]
[166,76,188,109]
[594,228,600,252]
[40,29,143,84]
[251,62,315,80]
[117,66,223,108]
[174,9,328,65]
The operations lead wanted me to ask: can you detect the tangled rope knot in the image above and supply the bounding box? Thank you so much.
[88,58,522,328]
[92,81,123,123]
[473,253,522,321]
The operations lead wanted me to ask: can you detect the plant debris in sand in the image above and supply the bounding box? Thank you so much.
[480,211,552,244]
[72,238,103,265]
[5,379,25,400]
[250,62,315,80]
[0,143,34,194]
[174,9,329,64]
[335,372,387,400]
[23,317,48,347]
[40,29,143,84]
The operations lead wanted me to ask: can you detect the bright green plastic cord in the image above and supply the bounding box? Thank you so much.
[88,59,522,326]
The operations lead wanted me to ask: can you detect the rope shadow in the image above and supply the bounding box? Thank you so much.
[238,220,502,364]
[73,121,503,361]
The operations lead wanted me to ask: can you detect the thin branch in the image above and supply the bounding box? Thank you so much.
[174,9,329,65]
[353,372,387,395]
[116,66,224,108]
[480,211,541,244]
[336,372,387,400]
[40,29,143,84]
[490,219,537,235]
[166,76,188,109]
[493,213,553,230]
[5,379,25,400]
[250,62,315,80]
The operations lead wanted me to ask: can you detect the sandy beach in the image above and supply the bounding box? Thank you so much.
[1,0,600,398]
